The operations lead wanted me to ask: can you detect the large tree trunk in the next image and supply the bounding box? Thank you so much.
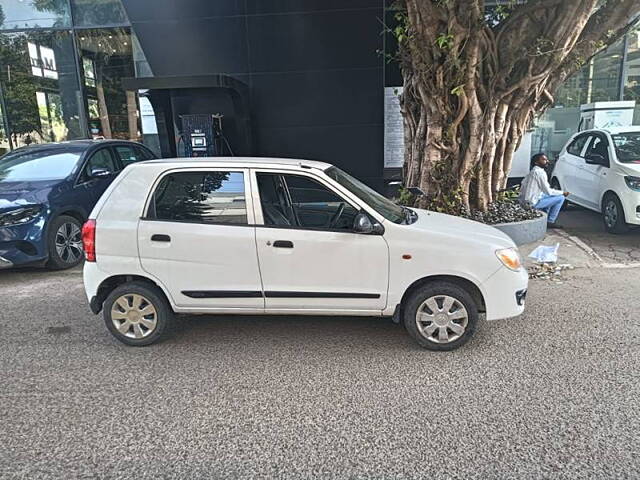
[398,0,640,212]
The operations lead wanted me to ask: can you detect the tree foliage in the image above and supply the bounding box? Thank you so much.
[394,0,640,212]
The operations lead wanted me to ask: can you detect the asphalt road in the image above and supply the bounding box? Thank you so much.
[558,205,640,264]
[1,266,639,479]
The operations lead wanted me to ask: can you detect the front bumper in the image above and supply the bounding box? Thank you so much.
[481,265,529,321]
[0,219,48,267]
[618,192,640,225]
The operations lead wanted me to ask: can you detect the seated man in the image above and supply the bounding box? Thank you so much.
[519,153,569,228]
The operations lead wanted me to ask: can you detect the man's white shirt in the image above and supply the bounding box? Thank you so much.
[519,166,563,206]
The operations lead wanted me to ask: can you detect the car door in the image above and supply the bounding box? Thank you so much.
[138,168,264,310]
[251,169,389,313]
[579,133,610,211]
[559,133,590,202]
[76,147,119,206]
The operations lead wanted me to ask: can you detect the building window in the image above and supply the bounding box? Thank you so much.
[0,0,71,30]
[0,30,83,149]
[71,0,129,28]
[76,27,140,141]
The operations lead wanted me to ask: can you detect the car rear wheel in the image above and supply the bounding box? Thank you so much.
[103,282,172,346]
[403,281,478,351]
[602,193,630,234]
[46,215,84,270]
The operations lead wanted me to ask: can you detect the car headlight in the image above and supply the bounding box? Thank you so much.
[496,247,522,271]
[0,205,43,227]
[624,176,640,192]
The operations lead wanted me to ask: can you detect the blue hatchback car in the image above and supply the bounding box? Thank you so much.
[0,140,156,270]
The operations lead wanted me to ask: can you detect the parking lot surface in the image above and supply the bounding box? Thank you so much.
[1,265,639,479]
[558,206,640,264]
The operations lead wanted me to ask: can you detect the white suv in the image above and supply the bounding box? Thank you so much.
[82,158,528,350]
[552,127,640,233]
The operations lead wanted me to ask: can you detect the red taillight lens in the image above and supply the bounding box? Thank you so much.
[81,219,96,262]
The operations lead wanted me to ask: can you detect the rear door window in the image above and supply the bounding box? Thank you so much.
[114,145,142,167]
[149,171,248,225]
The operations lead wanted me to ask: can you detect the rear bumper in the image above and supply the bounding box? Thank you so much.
[481,266,529,321]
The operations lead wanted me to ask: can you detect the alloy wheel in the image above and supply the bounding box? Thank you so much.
[415,295,469,344]
[55,222,83,264]
[604,200,617,228]
[111,294,158,339]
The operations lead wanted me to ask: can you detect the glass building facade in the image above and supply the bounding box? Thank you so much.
[0,0,144,155]
[0,0,638,174]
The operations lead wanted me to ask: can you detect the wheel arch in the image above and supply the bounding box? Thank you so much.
[91,274,173,314]
[399,274,486,315]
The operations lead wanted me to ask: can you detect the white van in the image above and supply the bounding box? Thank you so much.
[82,158,528,350]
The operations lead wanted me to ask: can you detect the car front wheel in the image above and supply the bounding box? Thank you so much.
[103,282,172,346]
[403,281,479,351]
[602,194,629,234]
[46,215,84,270]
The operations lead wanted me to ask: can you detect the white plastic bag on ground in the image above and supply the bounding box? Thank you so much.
[528,243,560,263]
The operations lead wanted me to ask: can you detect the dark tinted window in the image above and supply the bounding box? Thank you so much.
[114,146,142,167]
[0,150,80,181]
[567,135,589,156]
[135,146,155,161]
[585,135,610,165]
[151,171,247,225]
[82,149,116,181]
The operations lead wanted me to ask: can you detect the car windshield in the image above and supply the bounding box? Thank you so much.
[325,166,410,224]
[0,149,81,182]
[611,132,640,164]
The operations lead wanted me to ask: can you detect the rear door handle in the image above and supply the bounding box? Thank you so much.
[273,240,294,248]
[151,234,171,242]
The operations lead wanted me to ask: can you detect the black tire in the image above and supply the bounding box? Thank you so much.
[403,281,479,351]
[602,193,630,234]
[46,215,84,270]
[103,281,172,346]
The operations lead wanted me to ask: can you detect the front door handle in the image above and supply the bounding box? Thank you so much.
[273,240,294,248]
[151,234,171,242]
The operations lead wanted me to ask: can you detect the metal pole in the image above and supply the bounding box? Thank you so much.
[619,34,629,101]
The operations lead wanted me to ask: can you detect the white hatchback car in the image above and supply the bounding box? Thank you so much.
[552,127,640,233]
[82,158,528,350]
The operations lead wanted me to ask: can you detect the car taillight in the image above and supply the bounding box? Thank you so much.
[81,219,96,262]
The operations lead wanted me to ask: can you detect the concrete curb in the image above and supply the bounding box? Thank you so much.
[493,213,547,246]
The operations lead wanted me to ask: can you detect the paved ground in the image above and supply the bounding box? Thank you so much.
[1,262,639,479]
[557,205,640,264]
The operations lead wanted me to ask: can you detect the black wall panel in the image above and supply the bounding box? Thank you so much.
[122,0,385,189]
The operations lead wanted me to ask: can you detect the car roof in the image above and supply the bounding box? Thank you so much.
[582,126,640,135]
[7,139,144,154]
[140,157,333,171]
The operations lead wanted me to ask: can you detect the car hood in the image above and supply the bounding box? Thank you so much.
[405,208,516,249]
[0,179,60,212]
[619,163,640,176]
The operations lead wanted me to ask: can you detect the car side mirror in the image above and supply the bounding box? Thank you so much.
[585,153,606,166]
[353,212,384,235]
[90,167,111,178]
